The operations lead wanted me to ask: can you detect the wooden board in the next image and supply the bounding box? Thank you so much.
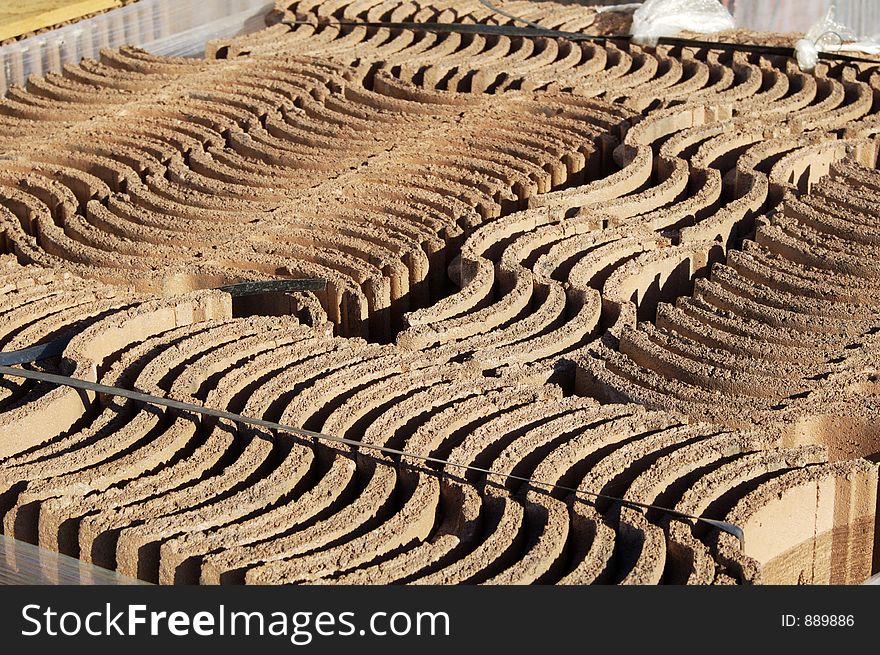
[0,0,121,41]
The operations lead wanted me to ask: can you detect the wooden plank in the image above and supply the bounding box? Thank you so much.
[0,0,121,41]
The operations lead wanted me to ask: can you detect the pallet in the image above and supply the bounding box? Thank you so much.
[0,0,121,41]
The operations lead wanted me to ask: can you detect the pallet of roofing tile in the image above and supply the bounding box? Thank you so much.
[0,0,878,586]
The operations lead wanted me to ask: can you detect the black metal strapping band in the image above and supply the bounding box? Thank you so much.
[476,0,552,32]
[286,16,880,66]
[287,17,619,40]
[218,278,326,296]
[0,363,744,545]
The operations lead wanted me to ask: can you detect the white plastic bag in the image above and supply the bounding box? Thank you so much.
[795,7,880,72]
[630,0,735,47]
[795,7,854,71]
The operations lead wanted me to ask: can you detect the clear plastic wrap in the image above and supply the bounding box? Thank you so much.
[0,0,272,95]
[0,535,147,585]
[796,6,880,72]
[732,1,879,37]
[630,0,735,46]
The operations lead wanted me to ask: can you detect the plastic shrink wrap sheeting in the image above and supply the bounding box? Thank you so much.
[0,535,147,585]
[731,0,880,36]
[630,0,735,46]
[0,0,272,94]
